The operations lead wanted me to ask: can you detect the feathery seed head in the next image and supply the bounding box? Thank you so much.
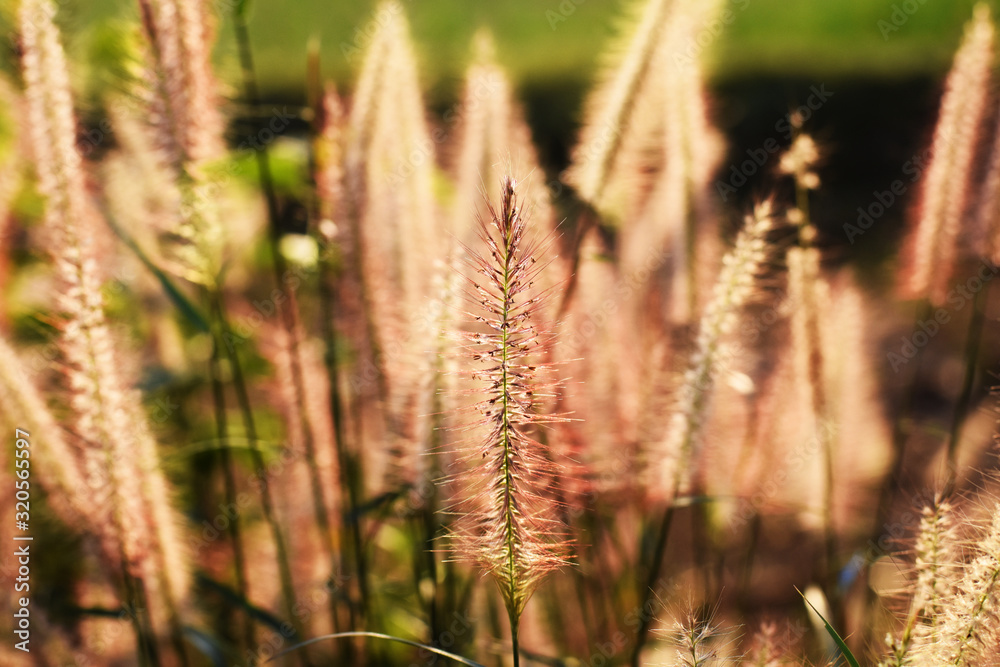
[779,134,821,191]
[899,3,994,305]
[346,2,441,466]
[910,503,1000,665]
[137,0,224,166]
[315,83,346,232]
[658,202,776,497]
[451,31,552,249]
[18,2,192,654]
[448,177,569,622]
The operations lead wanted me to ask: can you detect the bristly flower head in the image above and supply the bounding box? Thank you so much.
[658,202,776,497]
[447,176,570,624]
[899,3,994,306]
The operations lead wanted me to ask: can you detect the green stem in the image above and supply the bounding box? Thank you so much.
[499,213,521,641]
[208,292,254,650]
[944,279,989,495]
[216,297,304,661]
[319,256,370,623]
[862,299,931,647]
[631,500,677,667]
[273,631,487,667]
[792,171,841,629]
[509,608,521,667]
[122,567,157,667]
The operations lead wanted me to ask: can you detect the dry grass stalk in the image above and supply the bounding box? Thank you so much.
[129,0,226,287]
[316,83,346,230]
[977,105,1000,264]
[136,0,224,166]
[451,33,554,247]
[565,0,676,214]
[0,334,91,528]
[662,611,727,666]
[644,0,724,323]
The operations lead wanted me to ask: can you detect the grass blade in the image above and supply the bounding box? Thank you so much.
[797,587,860,667]
[269,631,486,667]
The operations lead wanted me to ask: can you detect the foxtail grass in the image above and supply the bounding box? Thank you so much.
[19,1,192,662]
[648,0,725,323]
[910,505,1000,666]
[892,4,995,498]
[0,333,91,531]
[659,202,776,496]
[667,613,726,667]
[451,33,555,250]
[566,0,724,322]
[136,0,224,165]
[781,125,840,623]
[881,498,956,665]
[449,177,570,667]
[866,9,995,623]
[566,0,675,214]
[345,0,441,493]
[899,4,993,306]
[135,0,226,288]
[634,202,776,667]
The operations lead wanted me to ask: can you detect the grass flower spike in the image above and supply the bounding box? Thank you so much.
[899,3,993,305]
[660,202,776,496]
[909,505,1000,666]
[450,177,569,665]
[19,0,193,661]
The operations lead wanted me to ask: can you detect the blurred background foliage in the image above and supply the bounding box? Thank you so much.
[15,0,982,89]
[0,0,989,272]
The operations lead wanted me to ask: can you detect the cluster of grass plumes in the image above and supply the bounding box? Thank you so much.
[9,0,1000,665]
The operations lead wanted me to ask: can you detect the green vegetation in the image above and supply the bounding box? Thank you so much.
[24,0,987,99]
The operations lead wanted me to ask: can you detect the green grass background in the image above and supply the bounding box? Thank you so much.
[38,0,986,97]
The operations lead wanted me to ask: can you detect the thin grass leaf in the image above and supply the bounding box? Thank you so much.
[105,210,210,333]
[797,587,860,667]
[269,632,487,667]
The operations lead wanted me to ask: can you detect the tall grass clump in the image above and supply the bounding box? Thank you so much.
[18,0,191,662]
[13,0,1000,664]
[449,177,569,666]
